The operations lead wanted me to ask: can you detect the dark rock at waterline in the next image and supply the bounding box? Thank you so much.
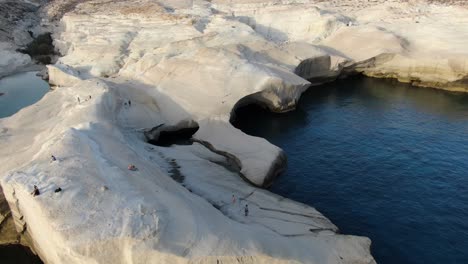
[34,55,52,65]
[295,55,332,79]
[36,69,49,81]
[0,186,43,264]
[0,92,4,96]
[0,244,43,264]
[25,33,54,54]
[262,150,287,188]
[18,33,57,65]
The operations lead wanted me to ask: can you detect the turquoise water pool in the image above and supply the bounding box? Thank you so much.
[0,71,49,118]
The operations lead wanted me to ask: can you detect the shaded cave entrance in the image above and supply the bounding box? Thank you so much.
[146,126,200,147]
[0,244,43,264]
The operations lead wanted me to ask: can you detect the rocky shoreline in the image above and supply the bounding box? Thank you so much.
[1,0,467,263]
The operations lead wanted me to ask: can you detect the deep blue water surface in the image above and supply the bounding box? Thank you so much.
[233,77,468,264]
[0,71,49,118]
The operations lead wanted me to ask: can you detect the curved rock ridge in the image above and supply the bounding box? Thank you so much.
[212,0,468,91]
[1,0,468,263]
[316,1,468,91]
[46,0,468,186]
[51,2,316,186]
[0,77,374,264]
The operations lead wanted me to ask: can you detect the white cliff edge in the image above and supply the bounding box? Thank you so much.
[1,0,468,263]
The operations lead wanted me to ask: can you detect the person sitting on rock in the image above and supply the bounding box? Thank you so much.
[31,185,40,196]
[51,155,57,161]
[128,164,137,171]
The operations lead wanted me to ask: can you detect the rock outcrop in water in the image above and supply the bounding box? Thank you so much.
[1,0,468,263]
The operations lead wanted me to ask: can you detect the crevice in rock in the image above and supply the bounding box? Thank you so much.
[294,55,343,85]
[167,158,185,183]
[230,91,301,124]
[145,123,200,147]
[192,139,255,186]
[230,102,288,187]
[229,96,271,124]
[257,207,329,221]
[224,197,334,236]
[146,143,258,228]
[253,215,326,228]
[17,32,58,65]
[0,186,43,263]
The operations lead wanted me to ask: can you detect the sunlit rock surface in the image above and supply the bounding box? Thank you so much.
[1,0,467,263]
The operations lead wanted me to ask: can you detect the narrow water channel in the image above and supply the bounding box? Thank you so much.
[233,76,468,264]
[0,71,47,263]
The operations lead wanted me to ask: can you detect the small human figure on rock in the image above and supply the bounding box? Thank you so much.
[244,204,249,217]
[51,155,57,161]
[88,95,92,100]
[128,164,137,171]
[77,97,80,104]
[128,100,131,107]
[31,185,40,196]
[232,194,236,204]
[54,187,62,193]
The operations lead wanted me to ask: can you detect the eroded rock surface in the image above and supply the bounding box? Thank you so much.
[1,0,468,263]
[0,0,46,77]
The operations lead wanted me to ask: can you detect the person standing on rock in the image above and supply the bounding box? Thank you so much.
[77,97,80,104]
[31,185,40,196]
[232,194,236,204]
[244,204,249,216]
[128,100,131,107]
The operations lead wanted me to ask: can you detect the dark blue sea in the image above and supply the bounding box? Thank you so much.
[233,77,468,264]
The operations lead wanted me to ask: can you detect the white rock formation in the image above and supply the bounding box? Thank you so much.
[0,0,45,78]
[0,42,32,79]
[0,77,374,264]
[1,0,468,263]
[46,64,82,86]
[316,0,468,91]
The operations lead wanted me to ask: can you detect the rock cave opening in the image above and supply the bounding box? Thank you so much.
[145,125,200,147]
